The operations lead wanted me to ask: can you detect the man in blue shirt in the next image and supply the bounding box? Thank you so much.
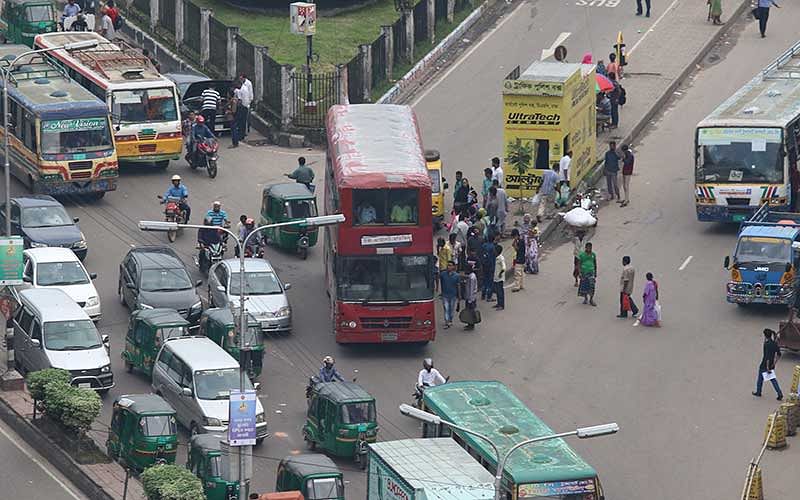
[62,0,81,22]
[439,261,460,329]
[756,0,780,38]
[603,141,621,201]
[162,174,190,222]
[319,356,344,382]
[205,201,229,227]
[537,164,560,222]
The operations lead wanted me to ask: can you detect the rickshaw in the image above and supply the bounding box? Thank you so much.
[122,308,190,377]
[276,454,344,500]
[187,434,239,500]
[106,394,178,472]
[0,0,57,47]
[260,183,319,259]
[425,150,448,230]
[302,381,378,469]
[198,307,264,380]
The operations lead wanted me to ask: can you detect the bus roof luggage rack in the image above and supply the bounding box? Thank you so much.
[0,54,68,85]
[69,39,157,80]
[762,39,800,79]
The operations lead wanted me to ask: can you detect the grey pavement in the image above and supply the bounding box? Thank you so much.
[0,418,88,500]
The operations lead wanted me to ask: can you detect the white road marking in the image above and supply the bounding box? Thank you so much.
[541,32,572,60]
[410,1,527,107]
[575,0,621,7]
[628,0,682,56]
[0,422,84,500]
[678,255,693,271]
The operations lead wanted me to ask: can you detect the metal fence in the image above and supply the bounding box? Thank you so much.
[346,53,364,104]
[208,16,228,77]
[236,37,256,83]
[158,0,176,36]
[435,0,448,22]
[290,71,341,128]
[183,1,202,58]
[413,0,427,44]
[260,53,283,121]
[371,33,386,88]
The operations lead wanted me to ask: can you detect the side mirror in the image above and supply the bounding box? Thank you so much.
[283,283,291,290]
[254,382,261,392]
[22,275,31,283]
[195,279,203,287]
[30,338,40,348]
[73,217,79,223]
[181,387,193,397]
[90,273,97,280]
[126,282,136,289]
[723,255,730,269]
[102,334,110,344]
[216,285,225,292]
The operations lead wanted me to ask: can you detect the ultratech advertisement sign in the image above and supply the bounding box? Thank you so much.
[502,62,596,198]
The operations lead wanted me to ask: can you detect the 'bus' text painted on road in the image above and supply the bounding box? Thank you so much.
[575,0,621,7]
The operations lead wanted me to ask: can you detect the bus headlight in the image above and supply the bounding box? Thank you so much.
[340,320,357,328]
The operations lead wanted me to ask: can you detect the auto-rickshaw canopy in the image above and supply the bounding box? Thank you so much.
[114,393,176,415]
[133,308,191,330]
[279,453,339,479]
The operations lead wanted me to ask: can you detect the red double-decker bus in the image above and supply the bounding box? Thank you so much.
[324,104,435,344]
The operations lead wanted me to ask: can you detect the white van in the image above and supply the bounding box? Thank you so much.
[12,288,112,393]
[151,336,268,443]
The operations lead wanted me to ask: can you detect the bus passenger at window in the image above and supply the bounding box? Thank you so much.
[390,200,413,223]
[357,202,377,224]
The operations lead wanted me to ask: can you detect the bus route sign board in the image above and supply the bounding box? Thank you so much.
[0,237,23,285]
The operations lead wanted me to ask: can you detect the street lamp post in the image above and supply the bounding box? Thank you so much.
[2,40,98,236]
[398,404,618,500]
[141,213,344,500]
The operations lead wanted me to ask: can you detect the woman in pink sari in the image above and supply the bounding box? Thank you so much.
[640,272,660,326]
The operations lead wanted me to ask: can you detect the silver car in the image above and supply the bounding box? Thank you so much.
[207,258,292,334]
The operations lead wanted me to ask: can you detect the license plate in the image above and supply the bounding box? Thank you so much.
[733,214,746,222]
[78,382,91,388]
[381,332,398,341]
[261,321,271,328]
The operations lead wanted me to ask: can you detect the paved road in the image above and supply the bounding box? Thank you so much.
[3,2,800,500]
[0,419,87,500]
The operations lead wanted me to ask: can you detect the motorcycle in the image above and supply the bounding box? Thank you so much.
[188,137,219,178]
[157,195,188,242]
[196,240,226,274]
[243,241,264,259]
[297,226,310,260]
[412,376,450,409]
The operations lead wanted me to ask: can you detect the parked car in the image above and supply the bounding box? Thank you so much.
[0,195,87,260]
[164,72,233,133]
[21,248,101,321]
[11,288,112,393]
[207,258,292,334]
[151,336,267,443]
[118,246,203,323]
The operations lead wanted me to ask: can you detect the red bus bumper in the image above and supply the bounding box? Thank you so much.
[334,301,436,344]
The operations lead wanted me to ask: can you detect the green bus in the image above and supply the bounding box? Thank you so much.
[421,381,606,500]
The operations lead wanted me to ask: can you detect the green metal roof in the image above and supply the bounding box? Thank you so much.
[201,307,259,327]
[423,381,597,485]
[132,308,190,327]
[279,453,341,479]
[263,182,314,200]
[190,433,225,453]
[314,381,374,403]
[115,394,175,415]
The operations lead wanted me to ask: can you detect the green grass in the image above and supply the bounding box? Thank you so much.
[192,0,401,67]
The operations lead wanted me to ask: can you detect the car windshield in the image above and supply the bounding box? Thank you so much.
[44,320,101,351]
[428,169,441,194]
[337,255,434,302]
[157,326,188,343]
[341,402,375,424]
[194,368,254,400]
[36,261,88,286]
[112,88,178,123]
[229,272,282,295]
[40,117,113,154]
[139,415,177,437]
[696,127,783,183]
[735,236,791,264]
[140,269,193,292]
[286,199,317,219]
[21,205,73,228]
[26,5,53,22]
[306,478,344,500]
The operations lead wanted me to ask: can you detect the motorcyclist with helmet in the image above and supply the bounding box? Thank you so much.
[197,217,222,270]
[239,217,264,257]
[186,114,215,165]
[319,356,344,382]
[161,174,190,222]
[417,358,446,388]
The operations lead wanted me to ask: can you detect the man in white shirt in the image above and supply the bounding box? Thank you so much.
[559,150,572,186]
[417,359,446,387]
[491,157,504,187]
[98,6,115,40]
[238,73,254,137]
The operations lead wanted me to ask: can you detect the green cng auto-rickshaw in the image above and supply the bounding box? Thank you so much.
[106,394,178,472]
[198,307,264,380]
[187,434,239,500]
[0,0,57,47]
[122,308,190,377]
[302,381,378,468]
[260,183,319,259]
[276,454,344,499]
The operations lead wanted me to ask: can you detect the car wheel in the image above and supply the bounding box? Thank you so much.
[155,160,169,169]
[256,437,265,446]
[118,281,127,307]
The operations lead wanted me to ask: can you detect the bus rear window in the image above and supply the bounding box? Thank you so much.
[353,189,418,225]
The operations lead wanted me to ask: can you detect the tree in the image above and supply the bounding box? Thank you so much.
[506,138,533,214]
[142,464,205,500]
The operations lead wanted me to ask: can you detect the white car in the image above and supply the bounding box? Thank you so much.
[22,248,101,321]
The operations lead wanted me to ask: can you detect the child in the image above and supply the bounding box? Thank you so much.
[493,244,506,310]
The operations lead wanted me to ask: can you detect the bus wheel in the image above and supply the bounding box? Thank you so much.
[92,192,105,201]
[155,160,169,169]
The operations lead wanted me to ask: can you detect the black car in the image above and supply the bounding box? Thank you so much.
[164,72,233,133]
[0,195,87,260]
[118,246,203,323]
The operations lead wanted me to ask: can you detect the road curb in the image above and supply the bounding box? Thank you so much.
[0,395,114,500]
[536,0,752,246]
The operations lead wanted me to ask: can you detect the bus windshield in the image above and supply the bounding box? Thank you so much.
[696,127,783,183]
[735,236,791,264]
[336,255,434,302]
[112,88,178,123]
[40,117,113,154]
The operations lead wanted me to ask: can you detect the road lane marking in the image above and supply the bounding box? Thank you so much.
[411,1,526,107]
[0,422,84,500]
[679,255,693,271]
[628,0,682,56]
[541,32,572,60]
[575,0,621,6]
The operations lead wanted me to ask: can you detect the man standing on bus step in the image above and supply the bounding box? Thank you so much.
[200,85,221,133]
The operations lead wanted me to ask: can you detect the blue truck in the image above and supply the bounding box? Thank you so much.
[724,204,800,305]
